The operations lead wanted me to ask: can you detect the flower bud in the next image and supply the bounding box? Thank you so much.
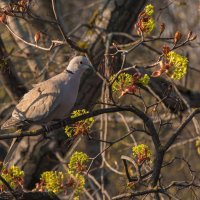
[119,85,137,98]
[189,34,197,41]
[34,32,40,44]
[151,70,162,77]
[0,14,7,24]
[186,31,193,40]
[162,44,170,55]
[174,31,182,45]
[159,23,165,36]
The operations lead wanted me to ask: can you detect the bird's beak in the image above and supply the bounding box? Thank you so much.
[85,56,95,72]
[87,64,93,69]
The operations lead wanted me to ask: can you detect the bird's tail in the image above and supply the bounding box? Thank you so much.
[3,138,22,166]
[2,118,30,166]
[1,117,22,130]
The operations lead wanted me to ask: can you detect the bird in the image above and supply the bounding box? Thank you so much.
[1,56,93,165]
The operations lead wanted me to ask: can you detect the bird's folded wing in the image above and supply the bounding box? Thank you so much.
[12,82,61,122]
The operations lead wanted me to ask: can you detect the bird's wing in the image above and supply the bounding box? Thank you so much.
[12,81,61,123]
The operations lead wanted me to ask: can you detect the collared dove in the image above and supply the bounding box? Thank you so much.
[1,56,92,164]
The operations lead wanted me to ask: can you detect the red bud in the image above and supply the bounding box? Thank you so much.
[0,14,7,24]
[151,70,162,77]
[162,44,170,55]
[34,32,40,44]
[159,23,165,36]
[174,31,182,45]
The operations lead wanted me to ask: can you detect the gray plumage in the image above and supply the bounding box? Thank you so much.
[1,56,92,164]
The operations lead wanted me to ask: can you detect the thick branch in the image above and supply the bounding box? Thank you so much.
[0,106,149,140]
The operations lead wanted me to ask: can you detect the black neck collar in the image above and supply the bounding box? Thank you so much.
[66,69,74,74]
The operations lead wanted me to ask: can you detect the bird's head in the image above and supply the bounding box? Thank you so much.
[66,56,93,74]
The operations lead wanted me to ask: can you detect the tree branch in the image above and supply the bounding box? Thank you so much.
[164,108,200,151]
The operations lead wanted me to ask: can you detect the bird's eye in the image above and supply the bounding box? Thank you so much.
[80,61,83,64]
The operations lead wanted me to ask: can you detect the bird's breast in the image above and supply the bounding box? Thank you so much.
[47,76,81,121]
